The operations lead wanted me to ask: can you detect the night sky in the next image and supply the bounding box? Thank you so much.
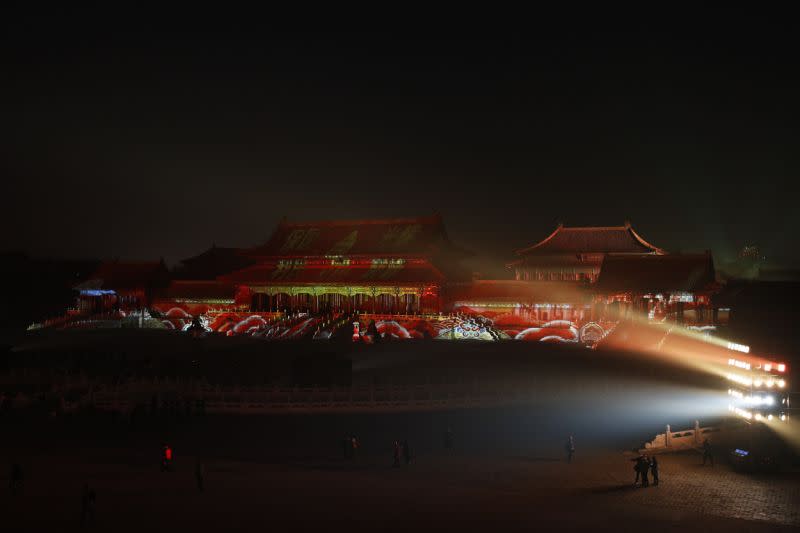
[3,9,798,271]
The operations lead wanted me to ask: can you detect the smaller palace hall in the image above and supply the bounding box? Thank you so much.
[60,215,718,343]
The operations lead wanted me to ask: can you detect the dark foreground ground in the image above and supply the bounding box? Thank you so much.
[1,410,798,532]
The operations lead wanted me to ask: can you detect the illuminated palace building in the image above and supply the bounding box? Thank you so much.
[59,216,720,342]
[510,222,665,283]
[505,222,718,327]
[223,215,467,314]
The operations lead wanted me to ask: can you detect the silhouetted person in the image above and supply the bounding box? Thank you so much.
[632,455,643,485]
[640,455,650,487]
[88,488,96,523]
[161,445,173,472]
[195,459,205,492]
[350,435,359,460]
[444,427,454,450]
[565,436,575,463]
[650,456,659,486]
[10,463,23,495]
[702,439,714,466]
[393,441,401,467]
[402,440,411,465]
[81,484,96,526]
[80,484,90,525]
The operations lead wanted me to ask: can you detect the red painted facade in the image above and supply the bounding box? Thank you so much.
[48,217,720,340]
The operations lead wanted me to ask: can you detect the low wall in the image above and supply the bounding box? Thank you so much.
[642,421,725,453]
[0,376,542,415]
[87,382,539,414]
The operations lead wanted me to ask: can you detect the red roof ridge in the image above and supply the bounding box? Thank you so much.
[276,214,442,228]
[558,225,628,230]
[251,253,434,260]
[603,251,711,261]
[99,259,163,265]
[169,279,229,285]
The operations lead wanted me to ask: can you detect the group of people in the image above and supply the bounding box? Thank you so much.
[342,435,360,460]
[632,454,660,487]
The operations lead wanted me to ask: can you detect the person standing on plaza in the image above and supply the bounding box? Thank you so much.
[650,456,659,486]
[88,487,96,524]
[80,483,90,526]
[10,463,23,495]
[632,455,646,485]
[392,441,401,468]
[195,458,205,492]
[342,436,350,460]
[402,440,411,465]
[161,444,173,472]
[702,439,714,466]
[640,455,650,487]
[350,435,359,461]
[81,483,96,526]
[444,427,454,451]
[565,436,575,463]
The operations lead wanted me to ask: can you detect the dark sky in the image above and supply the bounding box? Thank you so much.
[3,8,798,269]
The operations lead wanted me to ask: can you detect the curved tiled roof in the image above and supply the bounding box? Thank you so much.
[246,214,462,257]
[594,253,715,293]
[74,260,169,290]
[516,223,665,256]
[176,245,255,280]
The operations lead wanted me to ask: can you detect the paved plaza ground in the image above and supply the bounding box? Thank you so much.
[1,413,798,532]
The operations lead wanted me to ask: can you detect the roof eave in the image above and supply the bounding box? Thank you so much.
[627,226,667,254]
[514,224,564,256]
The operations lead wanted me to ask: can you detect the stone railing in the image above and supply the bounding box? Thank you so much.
[83,380,537,414]
[642,420,724,453]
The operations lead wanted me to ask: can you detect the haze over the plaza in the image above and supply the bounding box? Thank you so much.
[4,10,800,531]
[3,8,798,268]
